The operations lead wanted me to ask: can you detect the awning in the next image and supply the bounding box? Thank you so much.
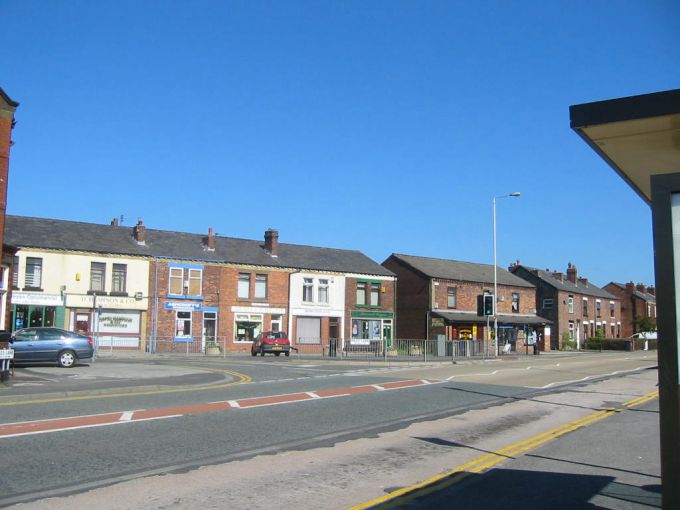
[432,311,551,325]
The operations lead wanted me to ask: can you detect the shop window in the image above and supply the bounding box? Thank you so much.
[25,257,42,289]
[356,282,366,306]
[512,293,520,313]
[255,274,267,299]
[370,283,380,307]
[447,287,457,308]
[238,273,250,299]
[567,295,574,314]
[175,311,192,339]
[582,298,589,316]
[318,279,329,304]
[112,264,127,294]
[90,262,106,293]
[352,319,383,340]
[303,278,314,302]
[235,313,262,342]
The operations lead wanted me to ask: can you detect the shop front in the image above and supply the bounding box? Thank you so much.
[349,311,393,348]
[67,294,147,351]
[231,305,286,352]
[11,291,65,331]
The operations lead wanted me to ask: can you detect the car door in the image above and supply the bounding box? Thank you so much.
[34,328,68,361]
[11,328,40,361]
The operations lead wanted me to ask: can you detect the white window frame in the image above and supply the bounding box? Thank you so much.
[542,298,553,310]
[175,311,192,339]
[238,273,250,299]
[318,279,329,304]
[255,274,267,299]
[567,295,574,314]
[303,278,314,303]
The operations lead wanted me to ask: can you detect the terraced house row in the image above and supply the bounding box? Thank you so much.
[1,214,656,353]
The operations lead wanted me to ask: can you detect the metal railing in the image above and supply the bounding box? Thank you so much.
[94,336,495,363]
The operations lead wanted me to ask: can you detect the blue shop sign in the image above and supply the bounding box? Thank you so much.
[164,302,202,312]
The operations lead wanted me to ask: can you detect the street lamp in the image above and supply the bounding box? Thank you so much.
[493,192,521,355]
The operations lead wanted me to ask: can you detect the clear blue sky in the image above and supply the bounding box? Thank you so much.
[1,1,678,287]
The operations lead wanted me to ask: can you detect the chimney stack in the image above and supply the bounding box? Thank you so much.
[133,219,146,244]
[567,262,577,284]
[111,218,119,226]
[204,227,216,251]
[636,283,647,293]
[647,286,655,296]
[578,277,589,287]
[264,228,279,257]
[552,271,564,283]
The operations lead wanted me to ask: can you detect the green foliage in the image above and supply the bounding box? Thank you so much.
[634,315,656,333]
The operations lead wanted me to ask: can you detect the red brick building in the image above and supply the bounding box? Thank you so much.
[510,262,622,349]
[0,88,18,332]
[603,282,656,338]
[382,254,550,351]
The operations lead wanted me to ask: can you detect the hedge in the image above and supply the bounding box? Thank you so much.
[582,338,658,351]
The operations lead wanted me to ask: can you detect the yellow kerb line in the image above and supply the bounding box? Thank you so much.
[348,389,659,510]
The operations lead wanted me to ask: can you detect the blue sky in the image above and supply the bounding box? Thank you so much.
[1,1,678,287]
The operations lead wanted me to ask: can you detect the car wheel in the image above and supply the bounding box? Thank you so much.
[285,352,290,357]
[274,352,280,356]
[260,349,265,356]
[58,350,77,368]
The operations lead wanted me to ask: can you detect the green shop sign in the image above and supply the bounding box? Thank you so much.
[351,311,394,319]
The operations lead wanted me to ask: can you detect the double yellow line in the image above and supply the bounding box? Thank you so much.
[350,388,659,510]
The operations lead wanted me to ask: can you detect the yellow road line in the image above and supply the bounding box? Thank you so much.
[349,389,659,510]
[0,367,252,407]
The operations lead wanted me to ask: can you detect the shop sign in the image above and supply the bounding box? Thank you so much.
[95,312,140,334]
[12,292,63,306]
[431,318,445,327]
[231,305,286,314]
[351,311,394,319]
[67,294,147,309]
[165,302,202,312]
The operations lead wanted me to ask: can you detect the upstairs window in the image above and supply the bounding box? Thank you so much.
[90,262,106,293]
[169,266,203,296]
[542,298,553,310]
[582,298,589,316]
[356,282,367,306]
[112,264,127,293]
[370,283,380,307]
[303,278,314,302]
[169,267,184,295]
[12,256,19,289]
[567,295,574,314]
[447,287,457,308]
[512,293,520,313]
[596,300,602,317]
[609,301,615,318]
[255,274,267,299]
[25,257,42,289]
[318,279,329,304]
[238,273,250,299]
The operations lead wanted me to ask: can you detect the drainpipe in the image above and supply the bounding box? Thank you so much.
[152,256,159,353]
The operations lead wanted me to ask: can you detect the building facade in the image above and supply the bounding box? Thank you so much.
[603,282,656,338]
[383,254,549,351]
[510,262,622,349]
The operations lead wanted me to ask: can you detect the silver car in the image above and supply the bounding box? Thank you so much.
[10,327,94,368]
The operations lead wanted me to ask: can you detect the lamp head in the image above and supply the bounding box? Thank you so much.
[510,192,521,197]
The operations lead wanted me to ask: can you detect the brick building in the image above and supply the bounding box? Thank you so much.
[4,215,394,353]
[382,254,550,352]
[510,262,622,349]
[603,282,656,338]
[0,88,18,331]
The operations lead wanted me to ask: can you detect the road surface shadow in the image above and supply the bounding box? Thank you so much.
[374,469,661,509]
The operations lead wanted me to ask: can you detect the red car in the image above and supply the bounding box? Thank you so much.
[251,331,291,357]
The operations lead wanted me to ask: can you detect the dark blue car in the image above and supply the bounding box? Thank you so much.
[10,327,94,368]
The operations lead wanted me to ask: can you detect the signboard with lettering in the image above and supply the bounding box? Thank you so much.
[94,312,141,334]
[164,302,202,312]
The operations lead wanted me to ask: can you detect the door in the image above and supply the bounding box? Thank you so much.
[202,312,217,351]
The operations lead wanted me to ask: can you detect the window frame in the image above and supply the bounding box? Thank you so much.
[90,262,106,293]
[24,257,43,289]
[447,287,457,308]
[112,263,127,294]
[511,292,520,313]
[318,279,329,304]
[254,274,267,299]
[237,273,250,299]
[567,295,574,314]
[302,277,314,303]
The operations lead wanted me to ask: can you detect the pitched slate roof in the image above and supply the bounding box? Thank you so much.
[4,215,394,277]
[515,265,616,299]
[609,282,656,302]
[387,253,534,288]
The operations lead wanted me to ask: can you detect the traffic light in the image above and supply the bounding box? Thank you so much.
[483,294,494,316]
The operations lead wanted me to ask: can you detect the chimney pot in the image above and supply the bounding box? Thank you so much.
[567,263,577,283]
[264,228,279,257]
[133,219,146,244]
[647,286,656,296]
[111,218,119,226]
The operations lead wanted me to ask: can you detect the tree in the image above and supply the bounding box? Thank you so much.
[634,315,656,333]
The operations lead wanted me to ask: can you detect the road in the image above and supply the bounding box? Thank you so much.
[0,351,659,509]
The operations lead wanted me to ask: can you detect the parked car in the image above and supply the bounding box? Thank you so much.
[251,331,291,357]
[10,327,94,368]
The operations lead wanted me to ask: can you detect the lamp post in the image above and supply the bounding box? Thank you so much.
[493,192,521,355]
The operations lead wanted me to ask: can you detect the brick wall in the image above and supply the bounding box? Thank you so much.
[344,276,395,339]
